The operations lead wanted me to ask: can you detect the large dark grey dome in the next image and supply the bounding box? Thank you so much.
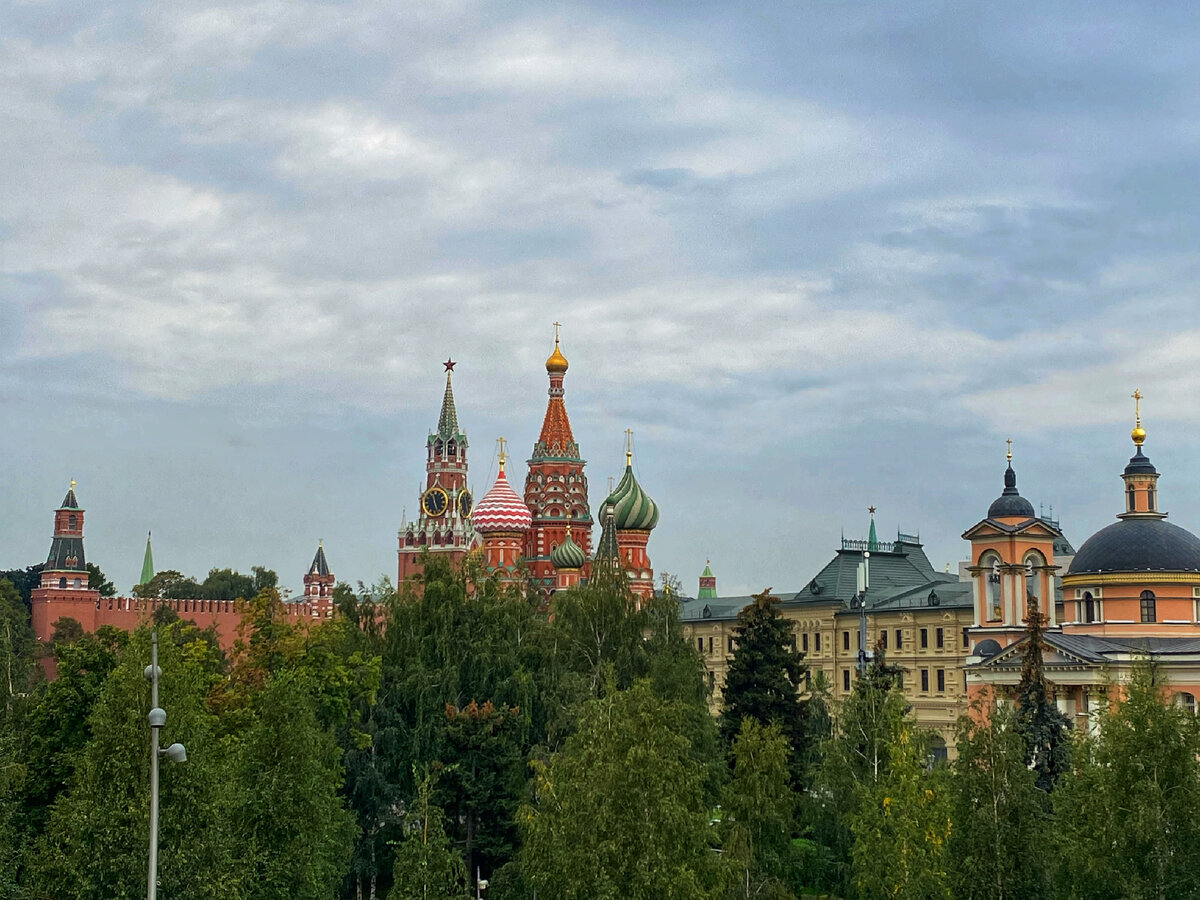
[1068,518,1200,575]
[988,465,1035,519]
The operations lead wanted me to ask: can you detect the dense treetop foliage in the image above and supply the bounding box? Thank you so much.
[3,563,1200,899]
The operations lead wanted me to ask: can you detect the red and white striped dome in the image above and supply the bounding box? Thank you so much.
[471,465,532,533]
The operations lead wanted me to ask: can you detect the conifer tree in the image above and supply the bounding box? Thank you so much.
[1014,598,1071,791]
[719,589,809,782]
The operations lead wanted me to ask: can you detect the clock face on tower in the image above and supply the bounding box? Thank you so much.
[422,487,449,517]
[457,489,473,519]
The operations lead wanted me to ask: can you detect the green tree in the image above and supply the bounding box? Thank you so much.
[0,578,36,715]
[849,720,951,900]
[86,562,116,597]
[1013,599,1070,792]
[1052,661,1200,900]
[718,590,809,784]
[810,650,907,896]
[229,671,356,900]
[948,698,1050,900]
[134,569,201,599]
[518,680,722,900]
[28,623,239,900]
[0,563,44,610]
[388,769,469,900]
[720,719,797,899]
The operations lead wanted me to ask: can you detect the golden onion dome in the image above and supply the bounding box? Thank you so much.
[546,339,568,374]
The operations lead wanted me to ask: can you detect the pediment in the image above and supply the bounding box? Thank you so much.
[973,635,1095,670]
[963,517,1061,541]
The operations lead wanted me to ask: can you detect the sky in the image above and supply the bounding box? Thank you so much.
[5,1,1200,598]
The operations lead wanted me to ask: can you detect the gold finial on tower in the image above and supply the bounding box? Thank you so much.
[69,479,76,490]
[1132,389,1146,446]
[497,437,508,472]
[624,428,633,466]
[545,322,568,373]
[1005,438,1013,463]
[565,522,572,539]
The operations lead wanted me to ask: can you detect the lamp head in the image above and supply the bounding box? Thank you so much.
[148,707,166,728]
[164,742,187,764]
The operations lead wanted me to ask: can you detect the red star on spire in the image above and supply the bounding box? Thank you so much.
[868,506,876,515]
[443,358,456,372]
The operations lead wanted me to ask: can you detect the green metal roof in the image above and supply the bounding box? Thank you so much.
[139,532,154,586]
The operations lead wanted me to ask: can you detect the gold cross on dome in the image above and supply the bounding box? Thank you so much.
[497,437,508,468]
[553,321,561,344]
[1132,388,1143,426]
[624,428,633,465]
[1005,438,1012,462]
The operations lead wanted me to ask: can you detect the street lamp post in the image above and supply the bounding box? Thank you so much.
[855,552,871,676]
[145,631,187,900]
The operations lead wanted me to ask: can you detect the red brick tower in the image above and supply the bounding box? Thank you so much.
[303,541,335,617]
[471,439,533,582]
[523,328,592,599]
[398,360,476,584]
[30,481,102,644]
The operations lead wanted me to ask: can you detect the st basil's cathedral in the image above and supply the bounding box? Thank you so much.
[396,330,660,602]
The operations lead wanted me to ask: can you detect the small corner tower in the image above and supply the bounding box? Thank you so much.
[398,360,476,584]
[962,441,1061,652]
[304,541,335,616]
[1118,389,1164,519]
[472,438,533,582]
[524,325,593,598]
[30,481,102,643]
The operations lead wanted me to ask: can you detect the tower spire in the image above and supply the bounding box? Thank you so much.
[438,359,459,437]
[139,531,155,587]
[1132,388,1146,446]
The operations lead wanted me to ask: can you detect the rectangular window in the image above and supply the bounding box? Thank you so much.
[843,631,850,651]
[815,632,822,652]
[843,669,851,691]
[895,629,903,649]
[856,631,861,650]
[789,634,796,651]
[936,627,944,649]
[697,637,704,653]
[920,628,929,649]
[896,670,904,690]
[921,669,929,692]
[1141,594,1157,623]
[802,633,809,653]
[707,636,714,655]
[937,668,945,692]
[881,630,888,649]
[962,627,970,648]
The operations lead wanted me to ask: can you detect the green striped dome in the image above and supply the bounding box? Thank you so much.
[550,531,586,569]
[606,464,659,531]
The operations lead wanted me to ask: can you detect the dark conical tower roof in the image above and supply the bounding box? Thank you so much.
[309,541,330,576]
[60,482,80,510]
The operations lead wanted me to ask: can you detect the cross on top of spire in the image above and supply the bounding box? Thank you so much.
[1006,438,1013,463]
[1132,388,1143,425]
[624,428,633,466]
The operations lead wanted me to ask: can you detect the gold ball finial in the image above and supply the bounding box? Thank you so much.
[545,322,568,374]
[1132,389,1146,446]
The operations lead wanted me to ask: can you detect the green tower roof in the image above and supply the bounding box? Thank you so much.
[139,531,154,586]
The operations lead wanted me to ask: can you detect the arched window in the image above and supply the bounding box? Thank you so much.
[981,553,1002,621]
[1024,552,1044,607]
[1175,692,1196,714]
[447,440,457,457]
[68,514,76,529]
[1128,486,1136,511]
[1149,488,1156,511]
[59,577,67,589]
[1140,590,1157,623]
[1083,591,1096,624]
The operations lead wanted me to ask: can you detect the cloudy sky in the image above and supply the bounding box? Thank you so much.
[4,1,1200,597]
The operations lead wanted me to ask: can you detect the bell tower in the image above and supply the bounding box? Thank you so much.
[398,360,476,584]
[962,442,1061,652]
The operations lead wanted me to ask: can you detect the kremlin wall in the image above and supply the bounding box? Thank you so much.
[18,336,1200,749]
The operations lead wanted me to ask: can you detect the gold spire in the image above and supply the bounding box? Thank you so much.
[624,428,633,467]
[69,479,76,490]
[1132,388,1146,446]
[545,322,568,374]
[497,437,507,473]
[1005,438,1012,463]
[565,522,572,539]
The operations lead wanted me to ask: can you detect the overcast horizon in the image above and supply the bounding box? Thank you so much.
[6,2,1200,597]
